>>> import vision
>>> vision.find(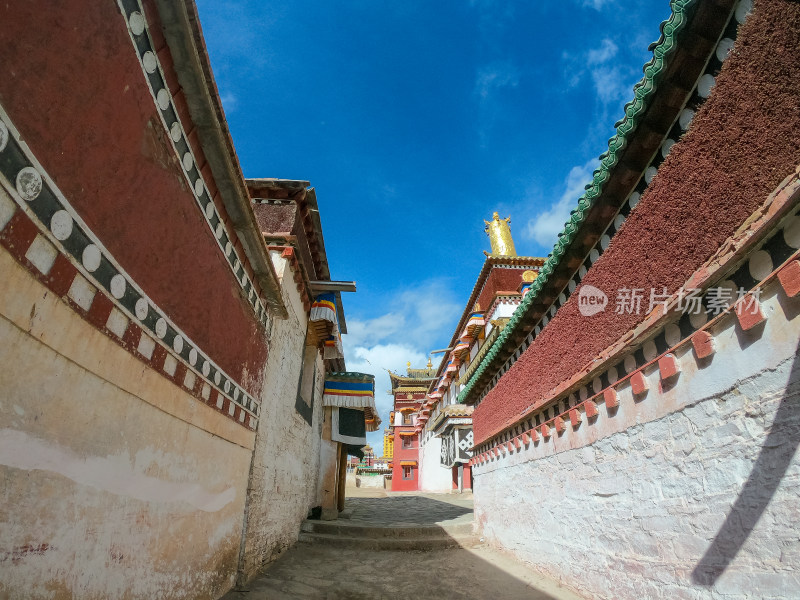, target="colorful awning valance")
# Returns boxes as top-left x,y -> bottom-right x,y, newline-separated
398,431 -> 416,437
453,340 -> 470,358
464,312 -> 485,337
323,332 -> 343,359
323,373 -> 375,409
400,460 -> 417,466
310,293 -> 337,325
398,406 -> 416,412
